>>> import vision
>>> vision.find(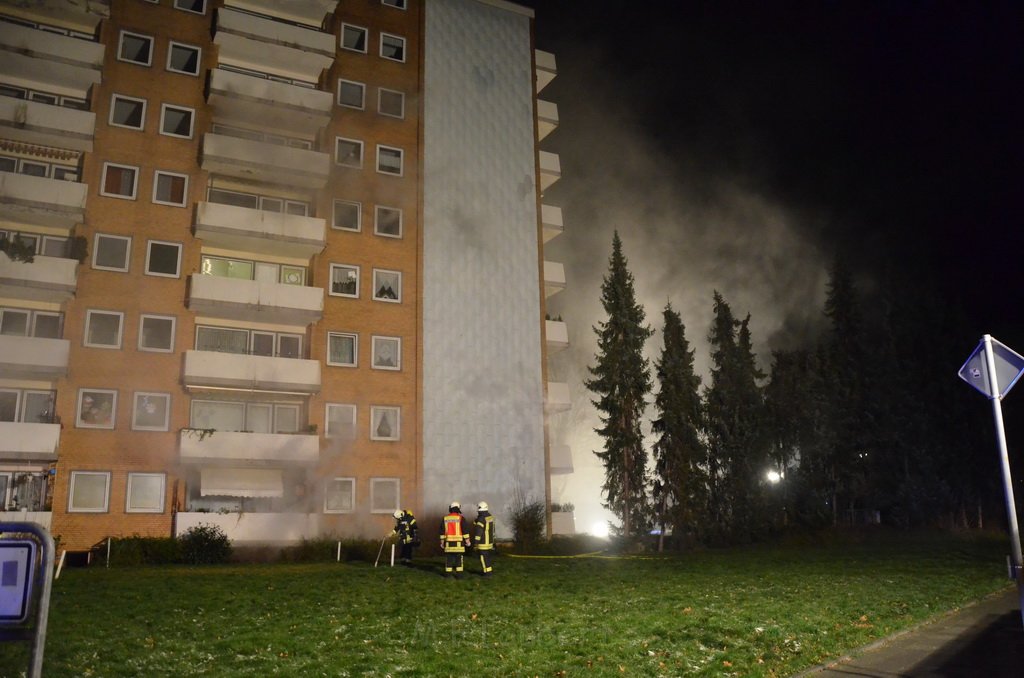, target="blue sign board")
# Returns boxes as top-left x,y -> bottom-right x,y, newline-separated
959,337 -> 1024,399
